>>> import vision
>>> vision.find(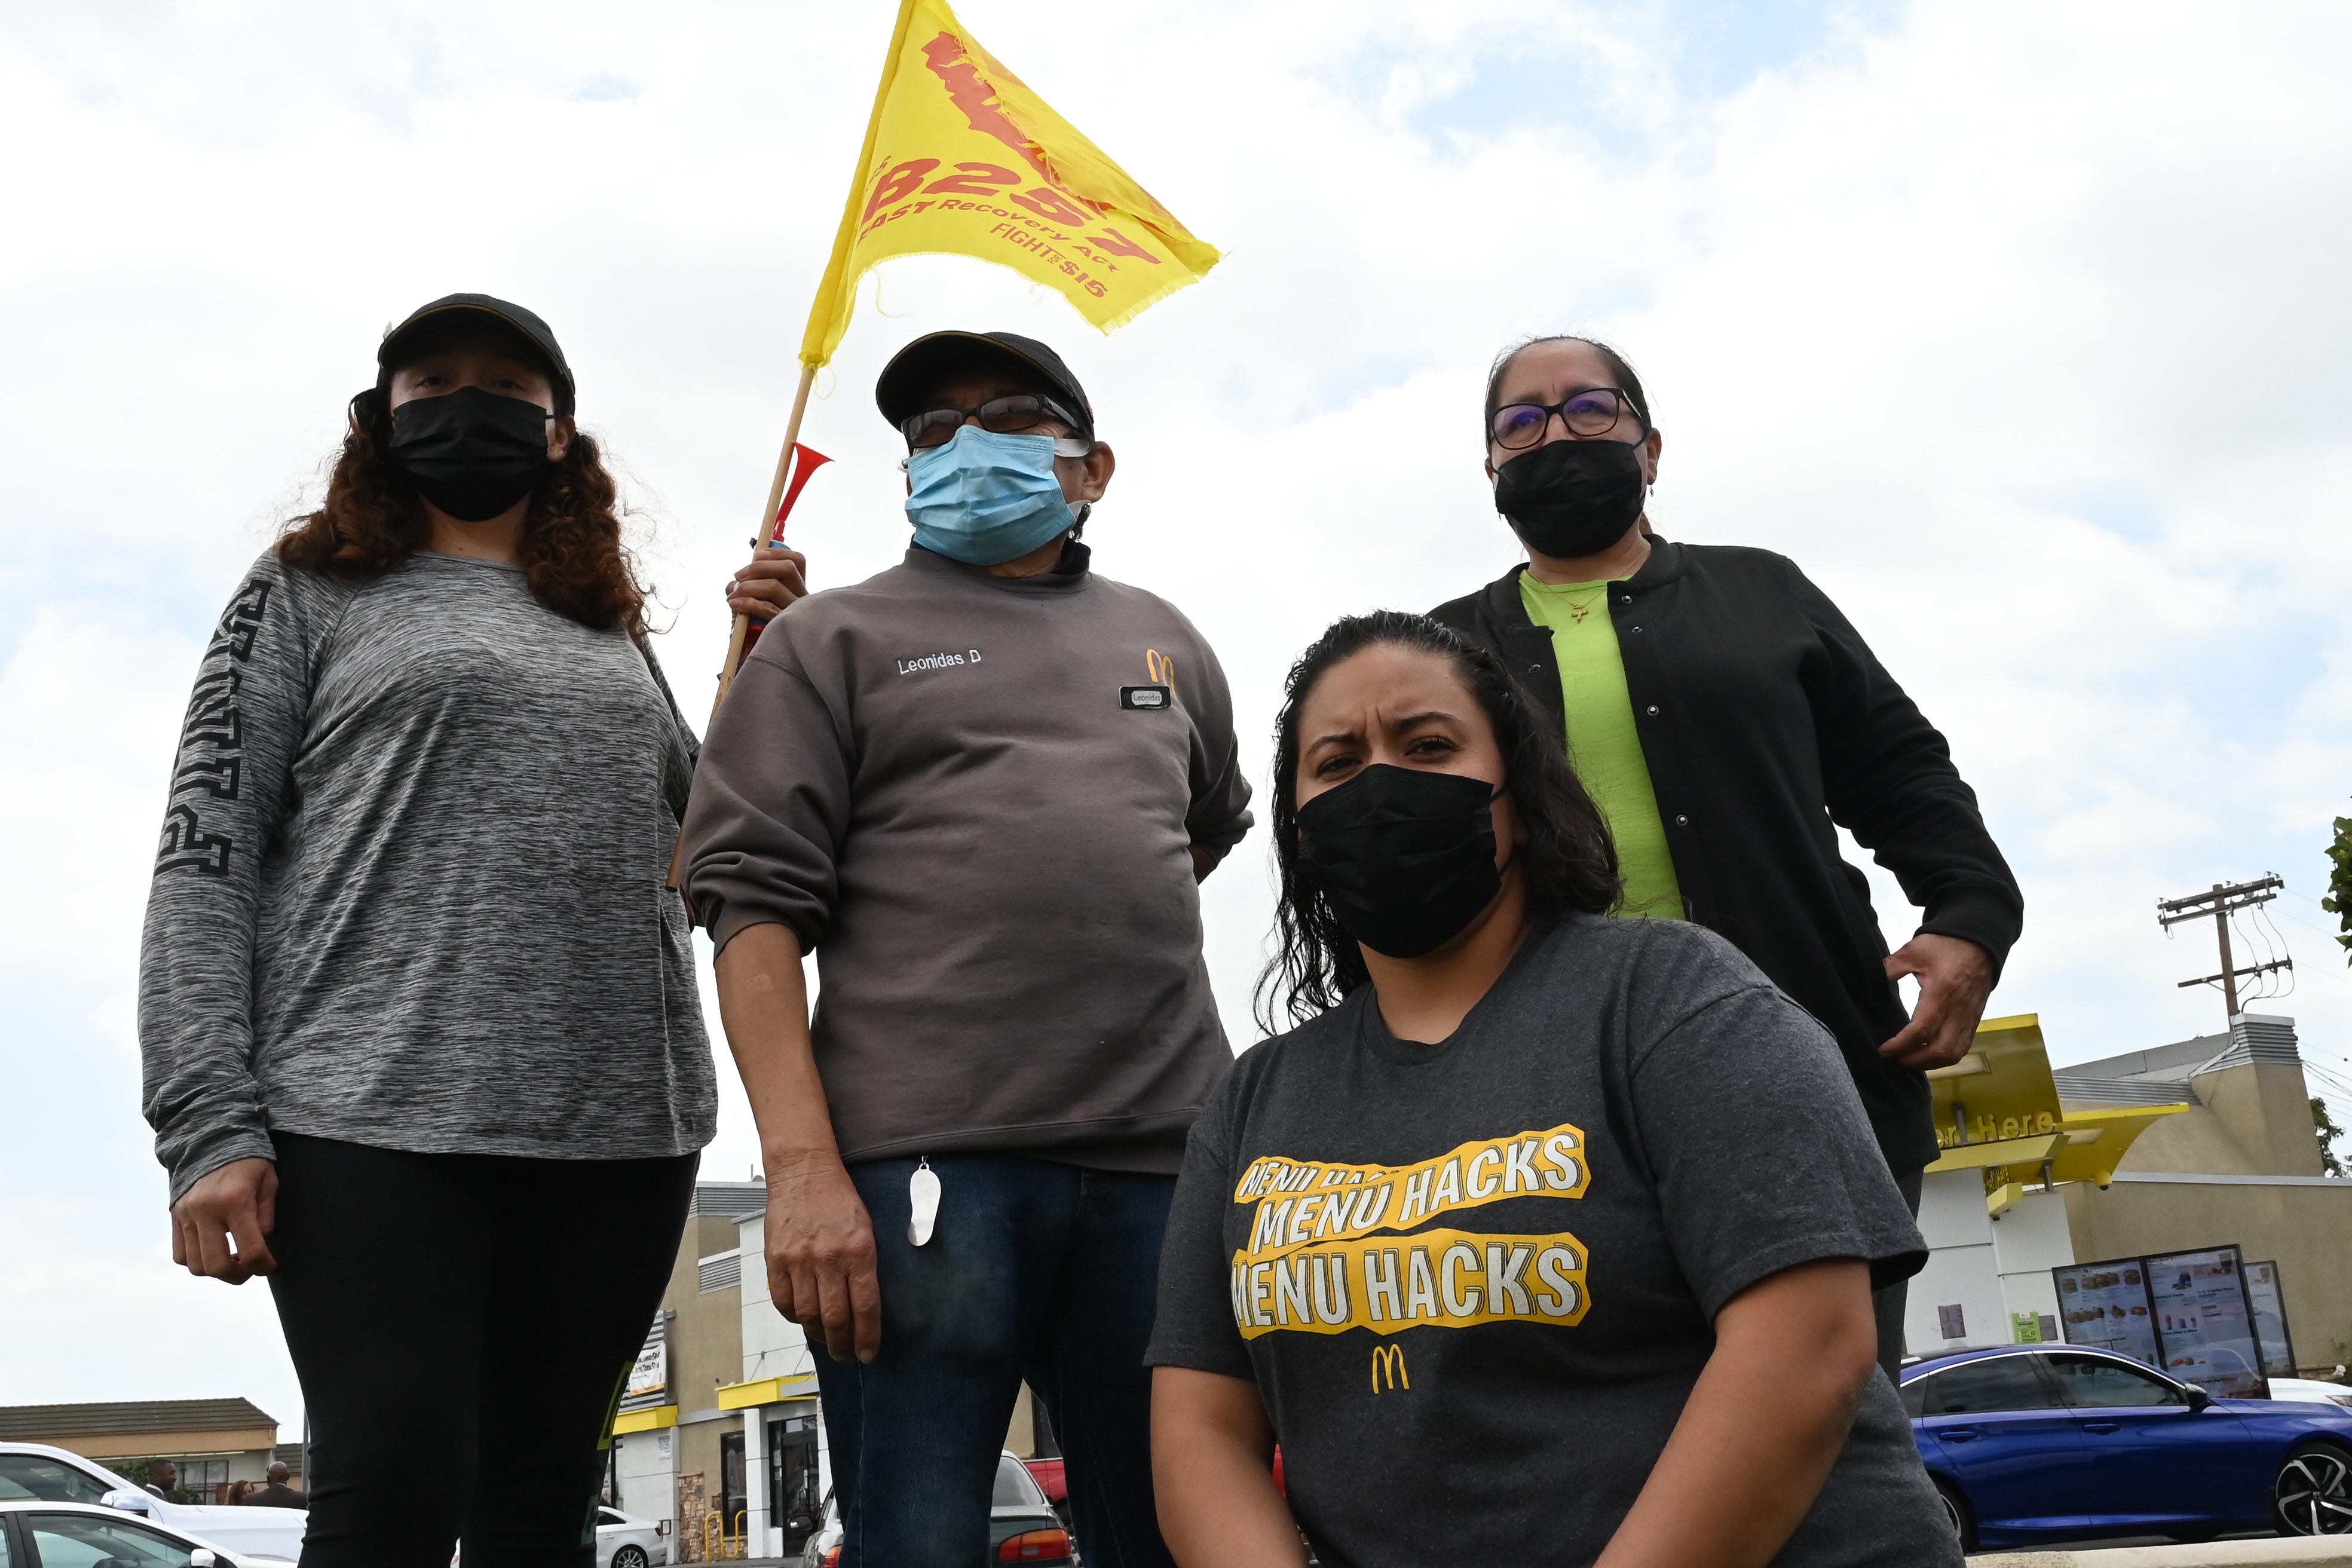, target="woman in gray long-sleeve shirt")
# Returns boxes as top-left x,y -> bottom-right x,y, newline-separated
139,295 -> 803,1567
